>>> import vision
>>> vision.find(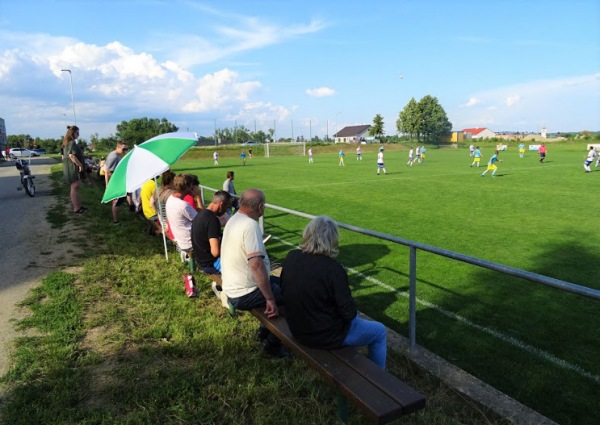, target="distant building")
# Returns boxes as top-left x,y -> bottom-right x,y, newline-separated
450,131 -> 465,143
0,117 -> 6,152
334,125 -> 372,143
541,127 -> 547,139
462,127 -> 496,139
